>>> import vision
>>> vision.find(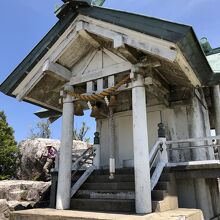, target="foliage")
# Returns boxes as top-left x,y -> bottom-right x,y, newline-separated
0,111 -> 18,179
29,119 -> 51,139
73,122 -> 90,142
